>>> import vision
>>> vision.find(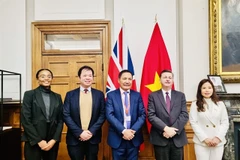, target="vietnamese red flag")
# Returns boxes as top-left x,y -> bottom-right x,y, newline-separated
140,23 -> 174,133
